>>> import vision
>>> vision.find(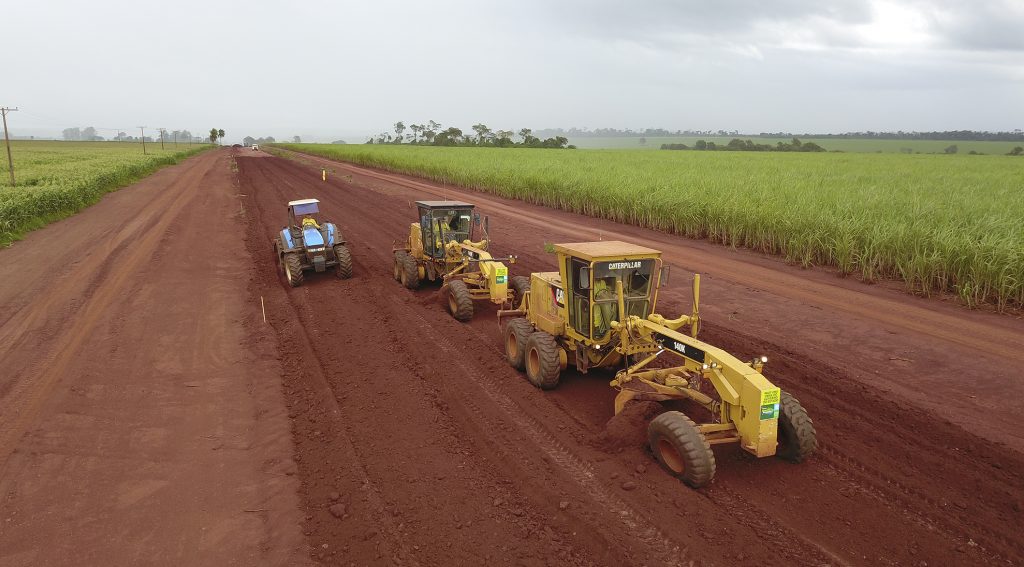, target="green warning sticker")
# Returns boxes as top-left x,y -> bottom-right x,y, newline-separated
496,275 -> 507,284
760,403 -> 780,420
